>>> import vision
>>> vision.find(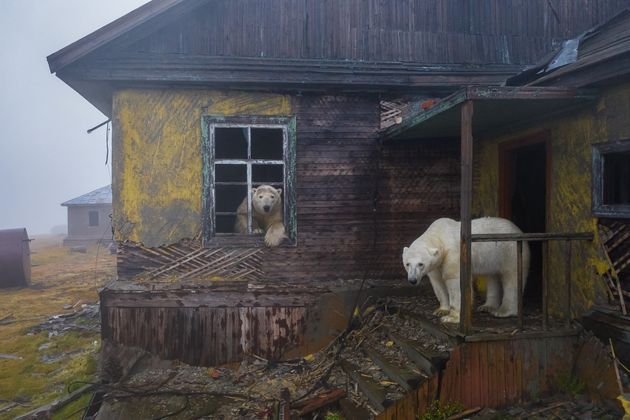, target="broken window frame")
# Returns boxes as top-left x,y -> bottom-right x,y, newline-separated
201,116 -> 297,247
592,139 -> 630,218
